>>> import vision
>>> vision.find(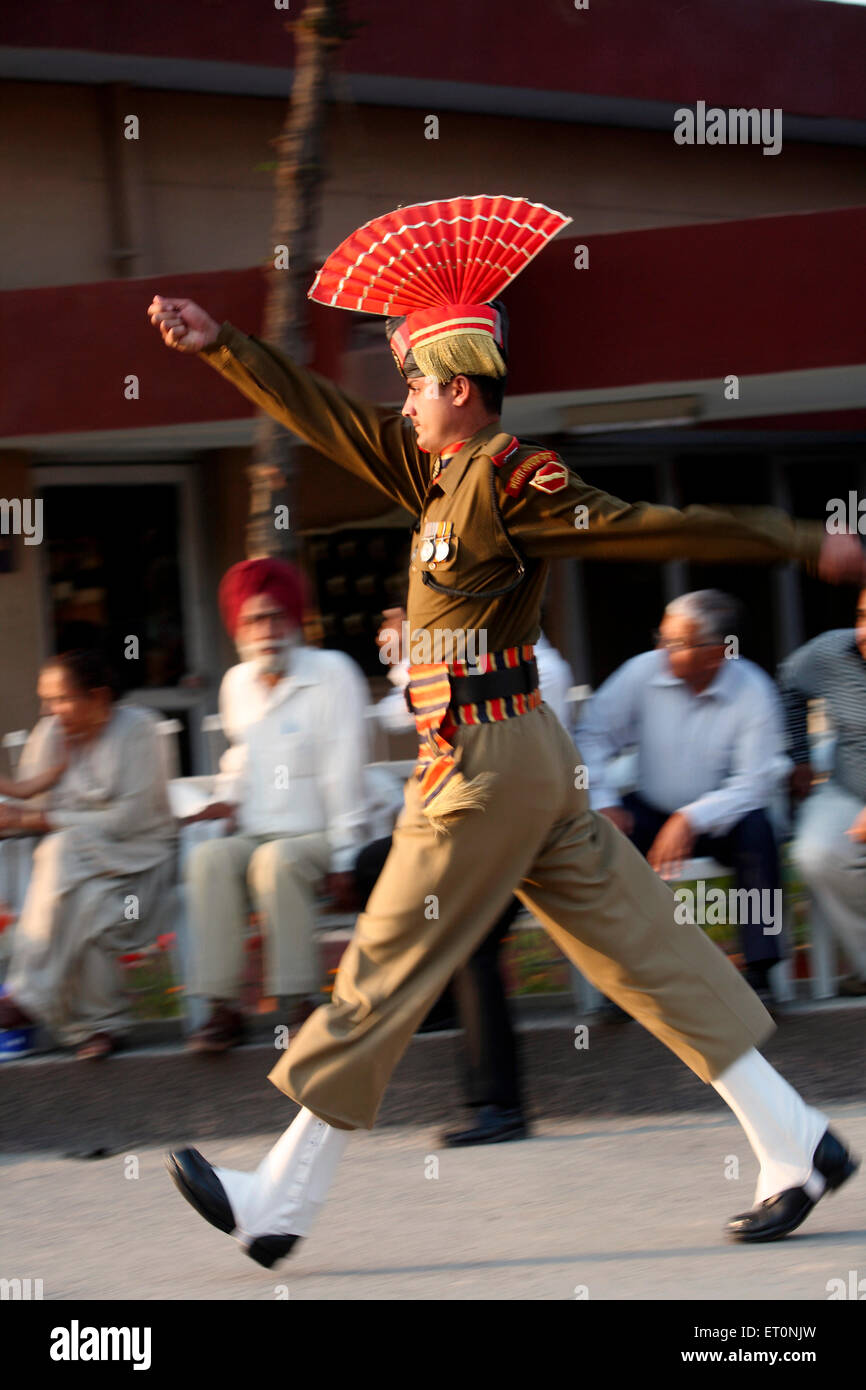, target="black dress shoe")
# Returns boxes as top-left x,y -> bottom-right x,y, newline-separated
246,1234 -> 301,1269
165,1147 -> 302,1267
725,1129 -> 859,1243
442,1105 -> 528,1148
165,1147 -> 236,1233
